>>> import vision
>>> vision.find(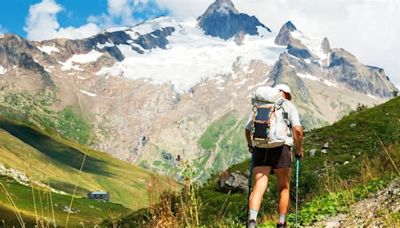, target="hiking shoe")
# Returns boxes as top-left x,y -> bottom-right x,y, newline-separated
276,222 -> 287,228
247,219 -> 257,228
